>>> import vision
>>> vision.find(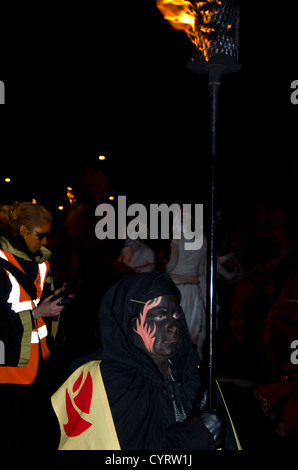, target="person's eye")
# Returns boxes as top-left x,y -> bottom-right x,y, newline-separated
154,313 -> 166,320
173,312 -> 180,320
